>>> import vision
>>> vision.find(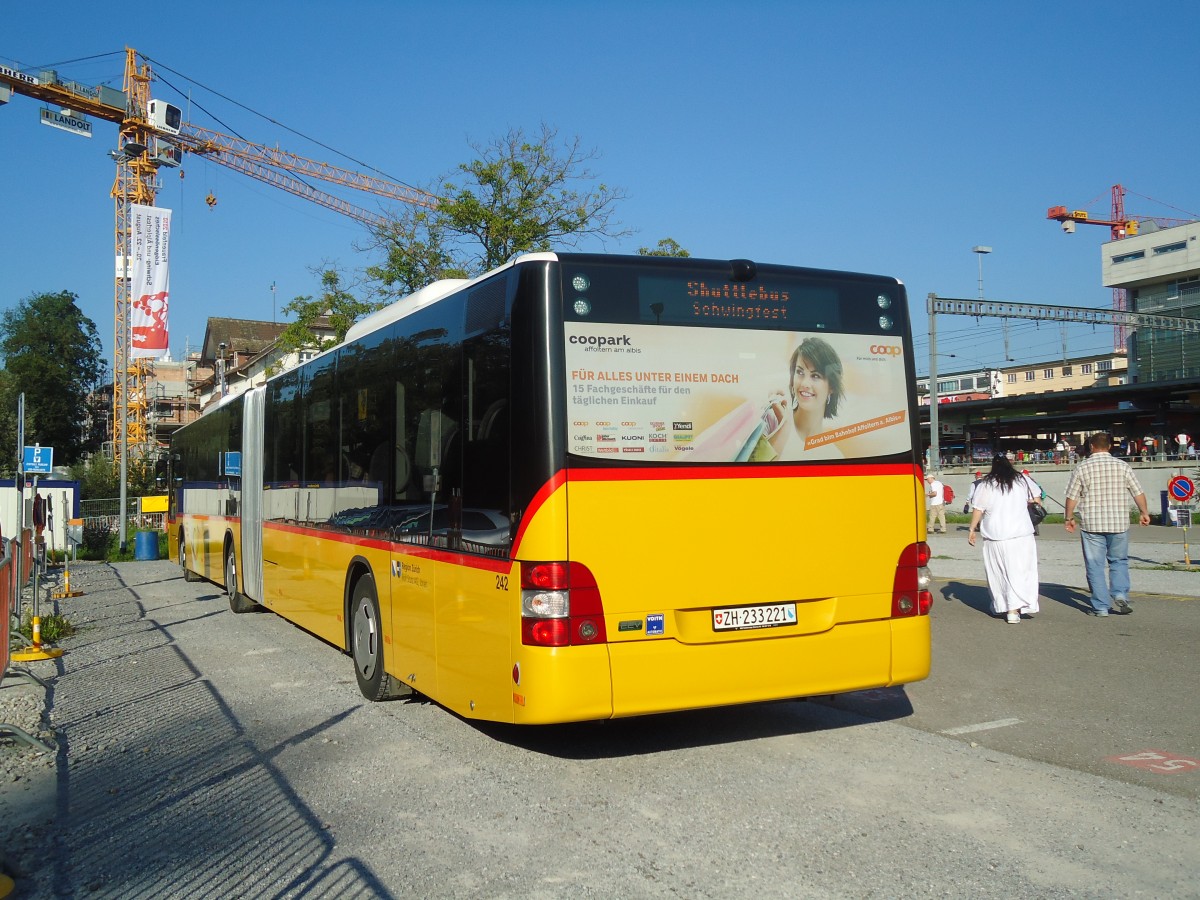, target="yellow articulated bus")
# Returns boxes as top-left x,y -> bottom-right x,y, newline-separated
170,253 -> 931,724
